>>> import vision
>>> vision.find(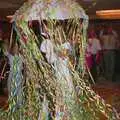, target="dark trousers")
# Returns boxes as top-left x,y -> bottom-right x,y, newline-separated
103,50 -> 115,81
90,54 -> 97,82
